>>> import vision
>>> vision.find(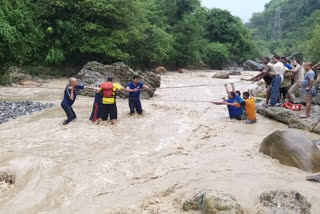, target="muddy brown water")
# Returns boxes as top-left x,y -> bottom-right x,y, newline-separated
0,71 -> 319,213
